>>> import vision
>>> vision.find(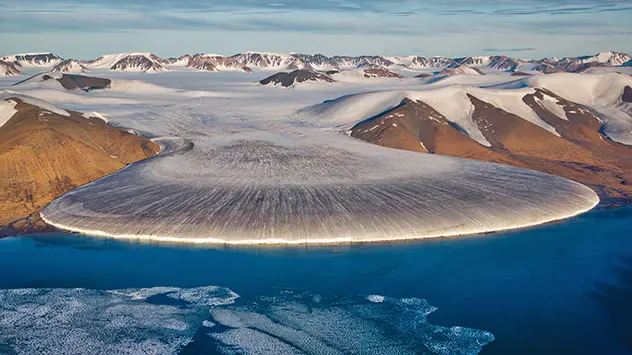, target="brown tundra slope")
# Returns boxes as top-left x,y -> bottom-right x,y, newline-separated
350,87 -> 632,203
0,98 -> 159,234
